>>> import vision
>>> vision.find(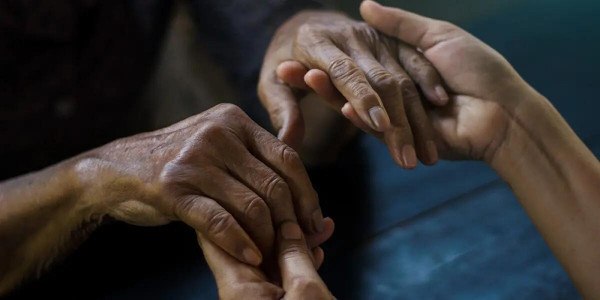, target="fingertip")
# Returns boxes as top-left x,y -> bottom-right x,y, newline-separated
390,141 -> 418,169
304,69 -> 329,89
341,102 -> 352,116
422,140 -> 439,166
368,106 -> 392,132
276,61 -> 309,89
313,247 -> 325,269
311,208 -> 325,233
402,144 -> 418,169
360,0 -> 384,22
435,85 -> 450,104
323,217 -> 335,231
360,0 -> 379,16
242,247 -> 263,266
277,108 -> 305,150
